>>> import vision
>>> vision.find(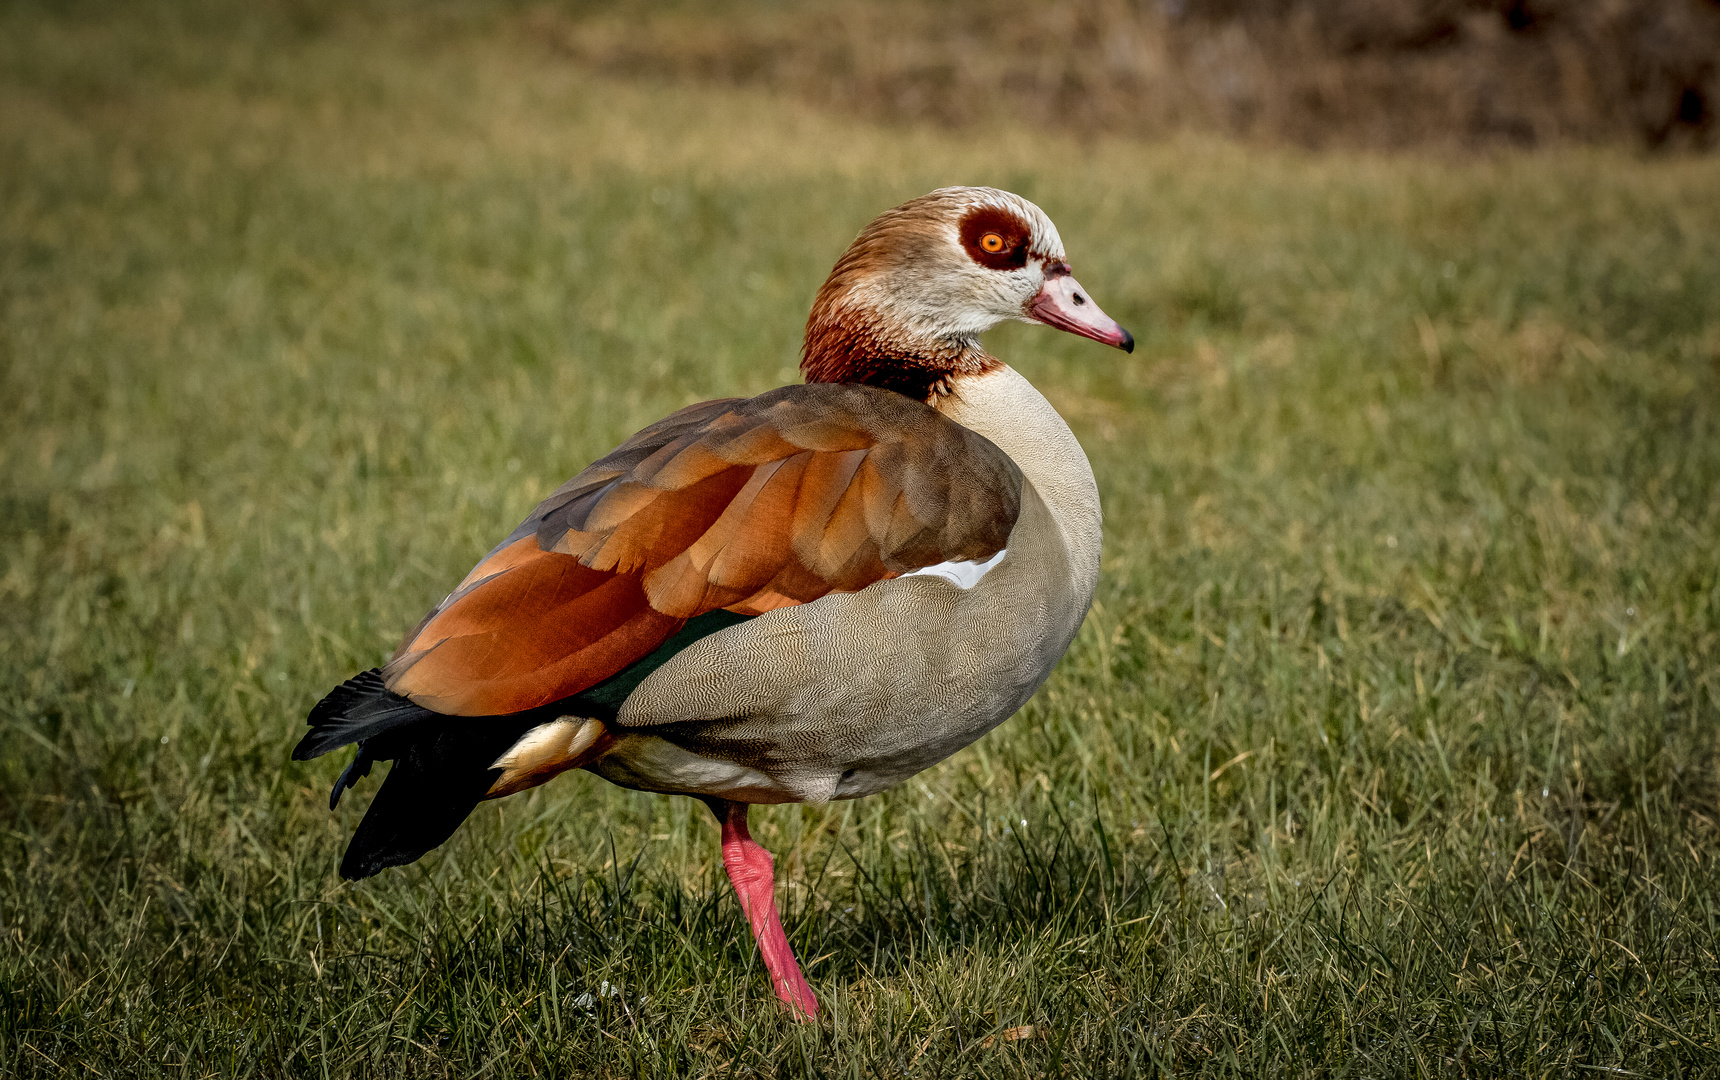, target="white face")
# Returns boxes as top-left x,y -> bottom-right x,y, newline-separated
817,185 -> 1133,359
849,188 -> 1068,344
